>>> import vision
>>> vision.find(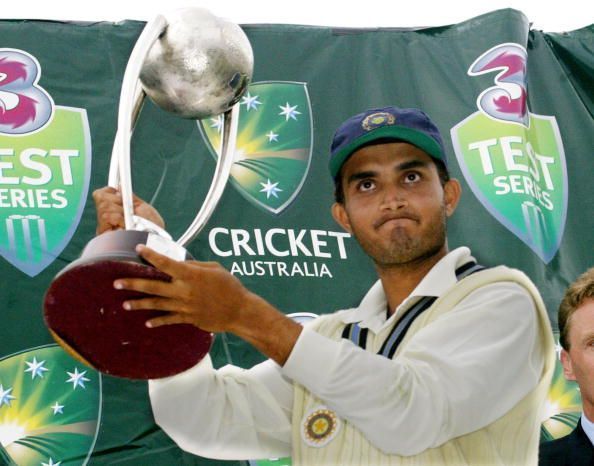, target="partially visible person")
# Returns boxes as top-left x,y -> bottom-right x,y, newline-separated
539,267 -> 594,466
